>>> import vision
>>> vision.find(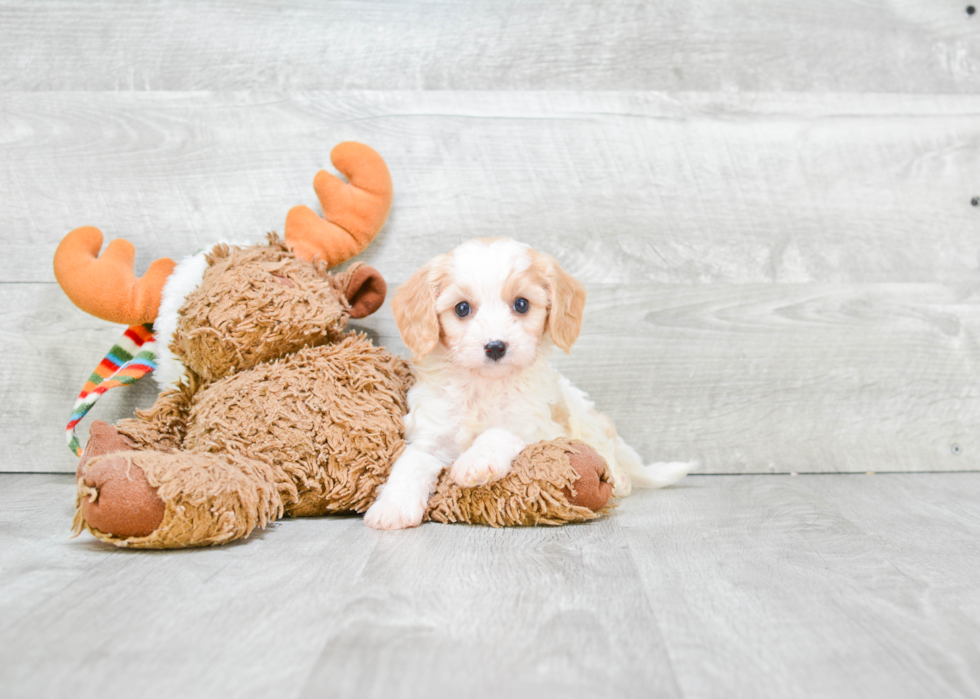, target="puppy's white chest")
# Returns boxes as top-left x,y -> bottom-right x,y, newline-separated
452,376 -> 563,452
457,391 -> 515,444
